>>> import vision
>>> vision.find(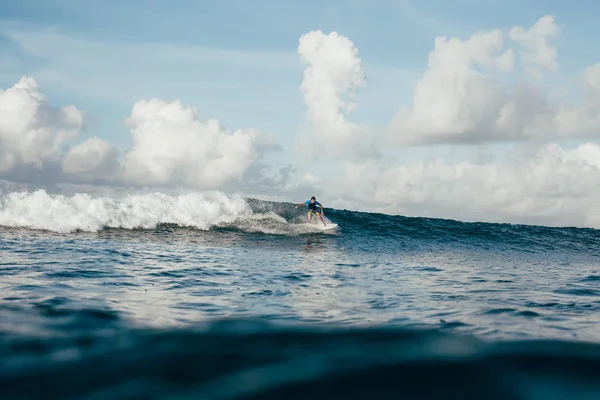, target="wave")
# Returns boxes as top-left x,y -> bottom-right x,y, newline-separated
0,189 -> 338,235
0,189 -> 249,233
318,206 -> 600,254
2,188 -> 600,255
